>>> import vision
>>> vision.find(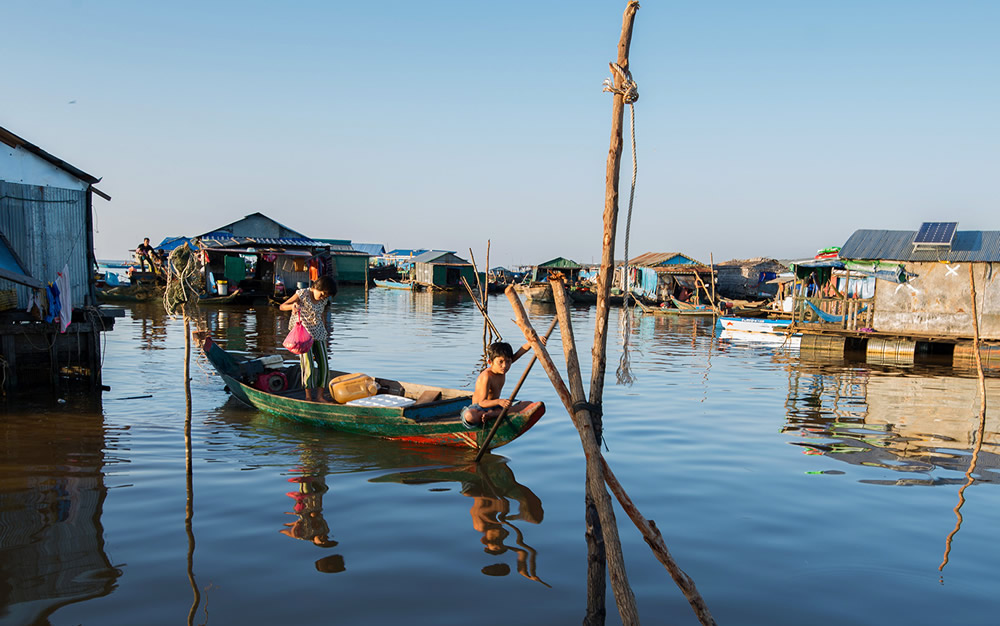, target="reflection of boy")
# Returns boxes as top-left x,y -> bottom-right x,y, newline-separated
461,340 -> 538,427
